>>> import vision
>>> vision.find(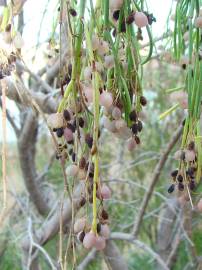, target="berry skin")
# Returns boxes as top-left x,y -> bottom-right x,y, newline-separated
171,169 -> 178,178
129,110 -> 137,122
140,96 -> 147,106
83,232 -> 96,249
131,123 -> 138,134
134,12 -> 149,28
177,174 -> 183,183
56,127 -> 64,138
168,184 -> 175,193
63,109 -> 71,121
